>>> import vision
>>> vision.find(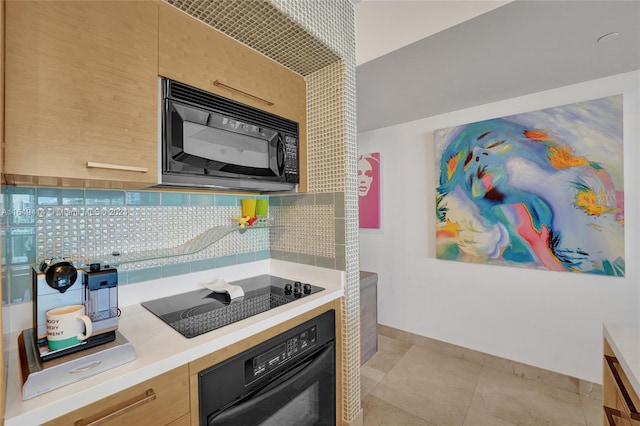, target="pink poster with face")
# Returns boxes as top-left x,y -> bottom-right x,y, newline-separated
358,152 -> 380,229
